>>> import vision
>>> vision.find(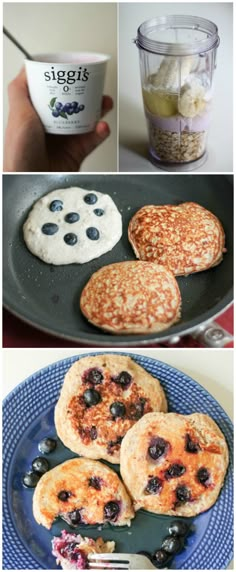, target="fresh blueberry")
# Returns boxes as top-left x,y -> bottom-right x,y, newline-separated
165,463 -> 186,480
32,457 -> 49,475
90,426 -> 98,440
83,388 -> 101,407
84,368 -> 103,385
152,549 -> 170,568
52,110 -> 60,117
104,501 -> 120,521
64,233 -> 78,246
175,485 -> 191,503
65,212 -> 80,224
84,193 -> 98,205
148,437 -> 168,460
112,371 -> 131,387
58,490 -> 72,501
110,401 -> 126,418
89,477 -> 101,490
55,102 -> 63,110
197,467 -> 210,486
78,104 -> 85,111
185,434 -> 200,453
38,437 -> 57,454
145,477 -> 162,495
22,471 -> 41,488
169,520 -> 189,537
94,208 -> 104,217
86,227 -> 100,240
49,200 -> 63,212
42,223 -> 59,235
161,536 -> 182,554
